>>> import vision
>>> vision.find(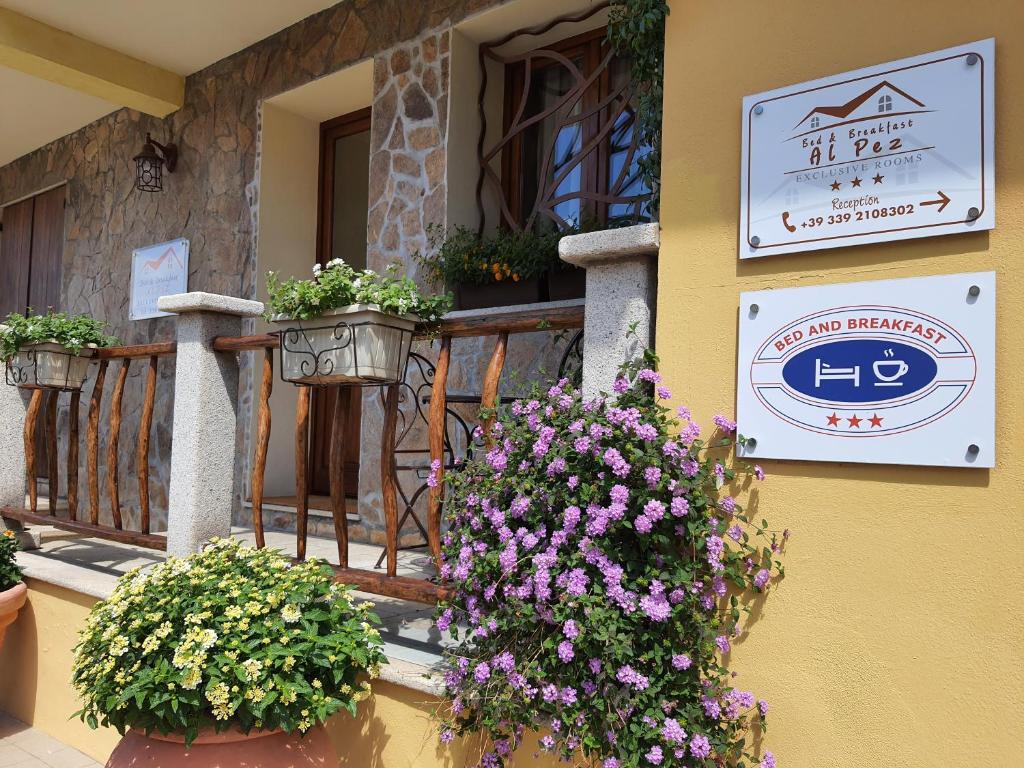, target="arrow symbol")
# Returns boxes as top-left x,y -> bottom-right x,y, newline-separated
920,190 -> 950,213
